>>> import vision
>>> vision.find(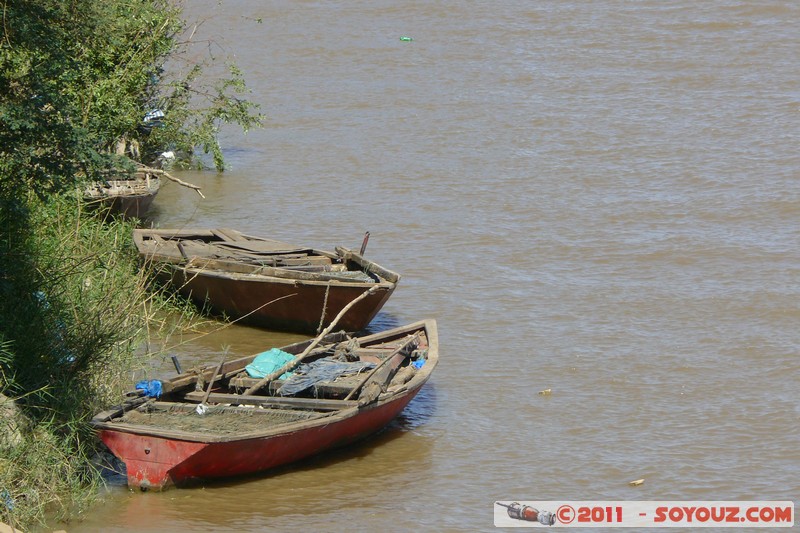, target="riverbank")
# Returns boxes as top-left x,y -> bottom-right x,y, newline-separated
1,1 -> 260,527
1,520 -> 24,533
0,194 -> 197,530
